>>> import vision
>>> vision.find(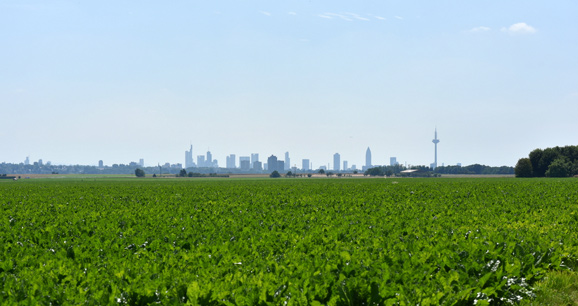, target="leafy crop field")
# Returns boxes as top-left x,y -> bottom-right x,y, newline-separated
1,178 -> 577,305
